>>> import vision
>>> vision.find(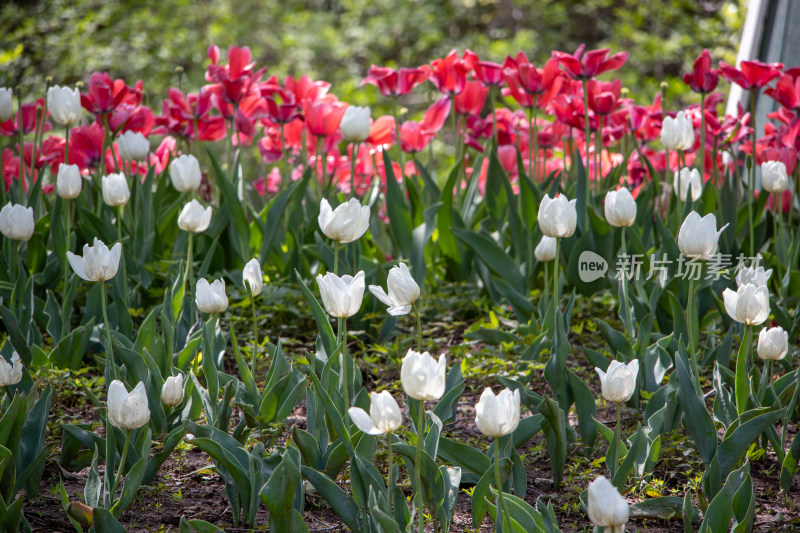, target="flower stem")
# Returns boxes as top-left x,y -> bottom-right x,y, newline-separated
62,199 -> 72,336
493,440 -> 508,531
414,304 -> 423,350
581,79 -> 590,186
100,281 -> 116,380
386,435 -> 395,511
620,228 -> 632,340
687,276 -> 696,357
350,141 -> 359,196
393,96 -> 404,172
552,238 -> 560,335
248,285 -> 259,378
489,87 -> 498,147
415,399 -> 426,533
613,402 -> 622,474
339,317 -> 349,409
333,240 -> 339,276
748,89 -> 757,257
698,92 -> 706,177
184,232 -> 193,310
16,87 -> 25,204
110,429 -> 131,501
